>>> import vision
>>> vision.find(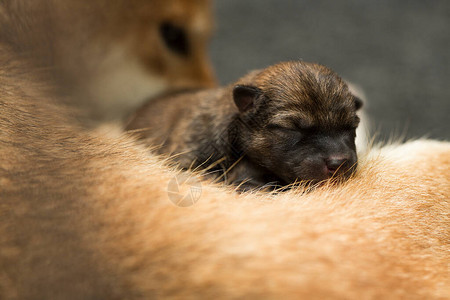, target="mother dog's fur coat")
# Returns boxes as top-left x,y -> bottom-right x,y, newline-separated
0,47 -> 449,299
